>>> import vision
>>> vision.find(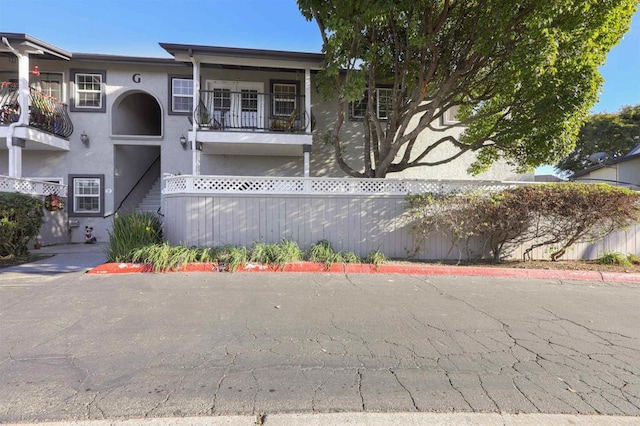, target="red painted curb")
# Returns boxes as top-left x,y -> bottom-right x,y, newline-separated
86,261 -> 640,283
